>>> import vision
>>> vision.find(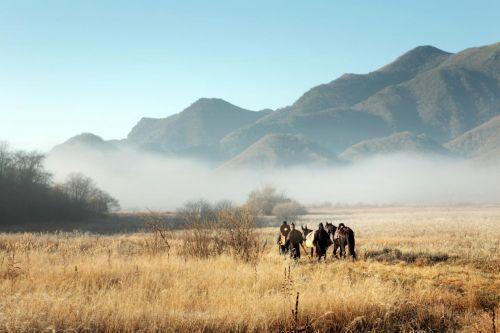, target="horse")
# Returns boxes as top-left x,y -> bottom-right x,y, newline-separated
325,222 -> 356,260
301,225 -> 332,261
301,225 -> 315,258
